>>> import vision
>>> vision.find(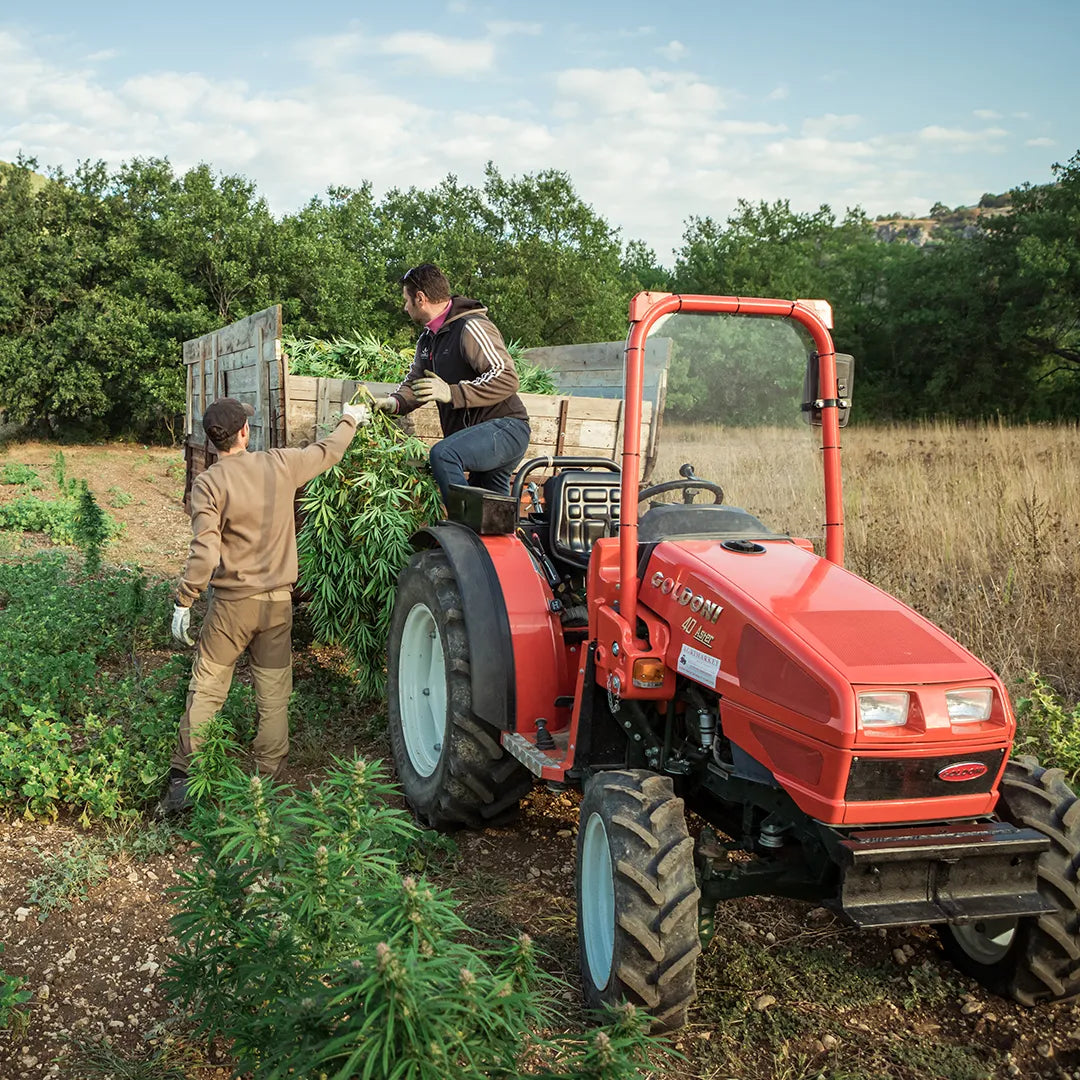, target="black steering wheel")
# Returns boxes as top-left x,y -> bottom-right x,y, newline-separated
638,463 -> 724,505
